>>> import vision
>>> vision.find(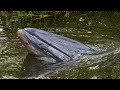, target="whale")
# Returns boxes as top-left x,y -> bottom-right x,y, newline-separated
17,28 -> 94,63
